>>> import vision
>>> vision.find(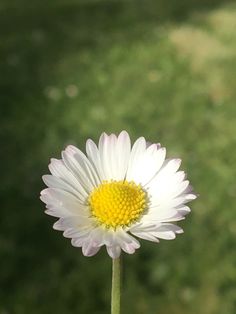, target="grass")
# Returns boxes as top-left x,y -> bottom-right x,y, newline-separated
1,1 -> 236,313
